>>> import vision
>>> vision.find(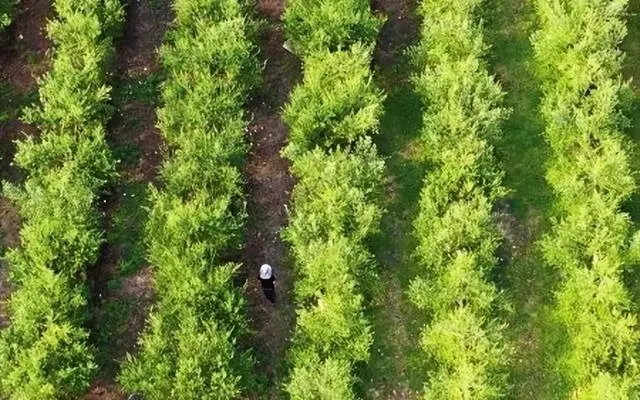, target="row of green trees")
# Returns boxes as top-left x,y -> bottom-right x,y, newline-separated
281,1 -> 385,398
0,0 -> 123,398
532,0 -> 640,396
117,1 -> 260,398
409,0 -> 511,398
